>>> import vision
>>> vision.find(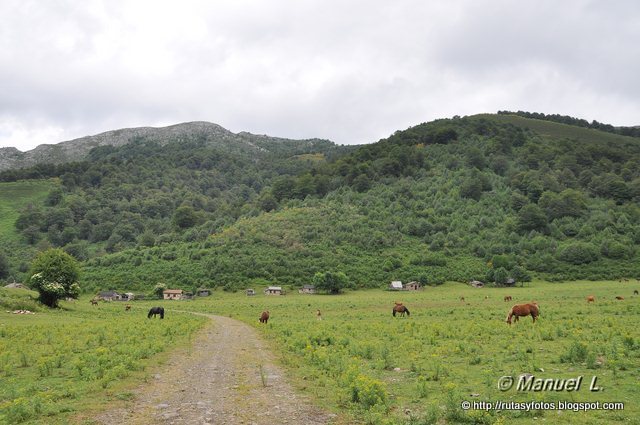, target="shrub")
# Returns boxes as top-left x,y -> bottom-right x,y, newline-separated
557,243 -> 599,265
28,249 -> 81,307
410,253 -> 447,267
600,240 -> 631,259
349,374 -> 388,409
493,267 -> 509,286
560,341 -> 589,364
